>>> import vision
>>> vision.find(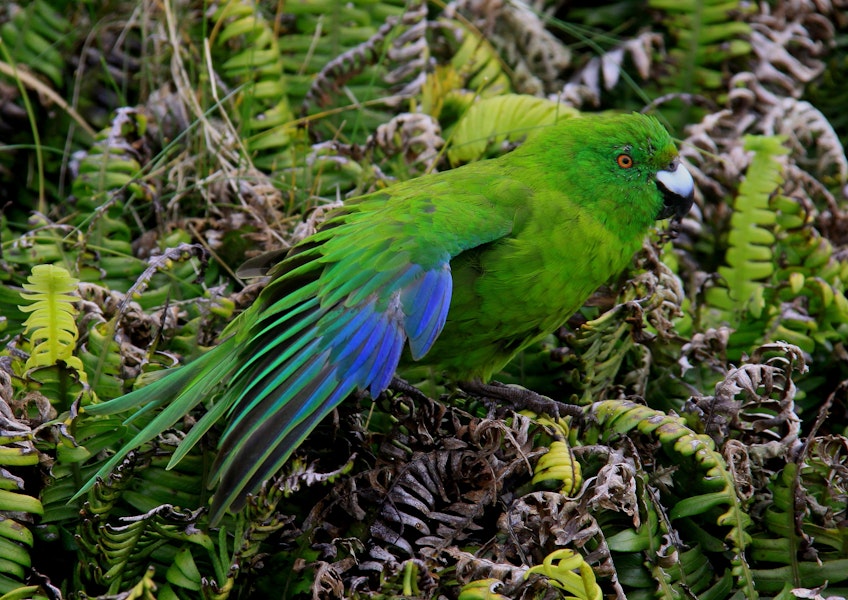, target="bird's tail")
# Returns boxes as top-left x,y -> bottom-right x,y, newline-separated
72,336 -> 240,501
206,352 -> 357,523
